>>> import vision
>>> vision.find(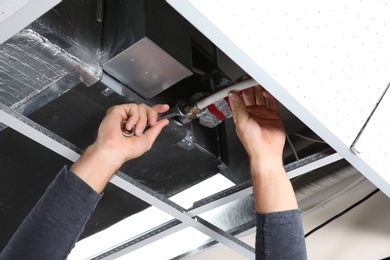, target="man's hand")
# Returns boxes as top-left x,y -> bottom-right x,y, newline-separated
95,103 -> 170,164
229,85 -> 298,213
70,103 -> 169,193
228,85 -> 285,162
